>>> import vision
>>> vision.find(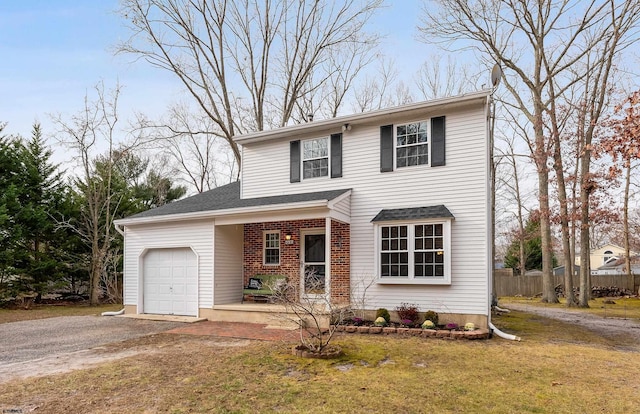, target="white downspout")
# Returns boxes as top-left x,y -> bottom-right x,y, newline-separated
487,88 -> 520,341
104,222 -> 126,316
101,308 -> 125,316
489,321 -> 521,341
